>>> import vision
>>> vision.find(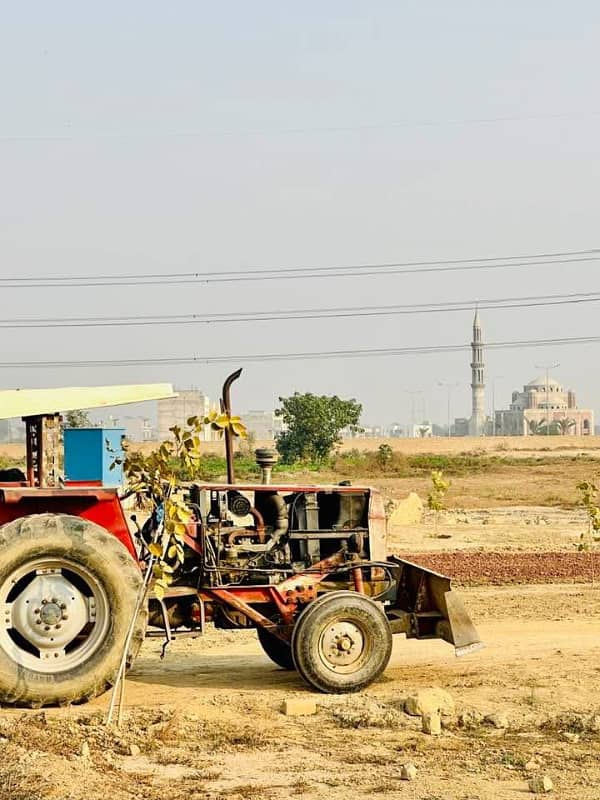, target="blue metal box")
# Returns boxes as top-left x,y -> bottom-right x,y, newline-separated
63,427 -> 125,486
